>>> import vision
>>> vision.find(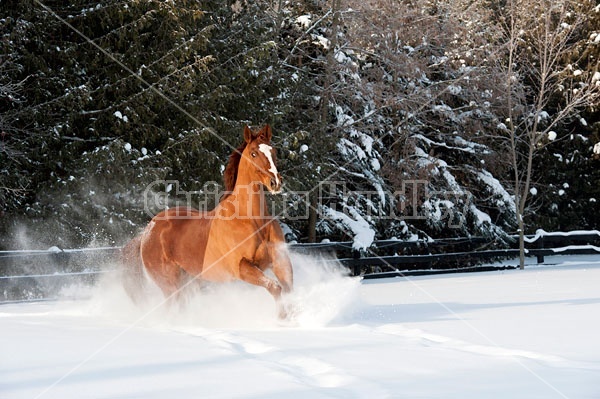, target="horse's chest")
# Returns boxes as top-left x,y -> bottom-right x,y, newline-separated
201,221 -> 267,279
224,219 -> 264,239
